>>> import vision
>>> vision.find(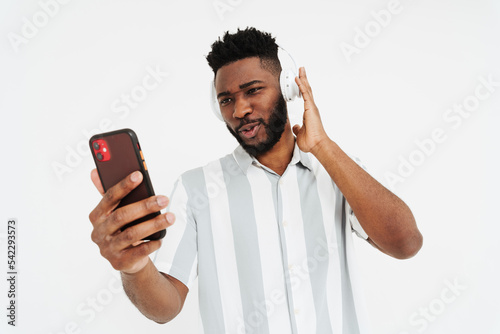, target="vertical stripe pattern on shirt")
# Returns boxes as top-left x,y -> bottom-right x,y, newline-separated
155,177 -> 197,286
169,182 -> 198,285
296,165 -> 334,334
313,161 -> 343,334
246,162 -> 292,334
202,160 -> 245,333
271,171 -> 300,334
336,187 -> 360,334
280,166 -> 317,333
182,168 -> 226,333
220,155 -> 271,334
155,146 -> 370,334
